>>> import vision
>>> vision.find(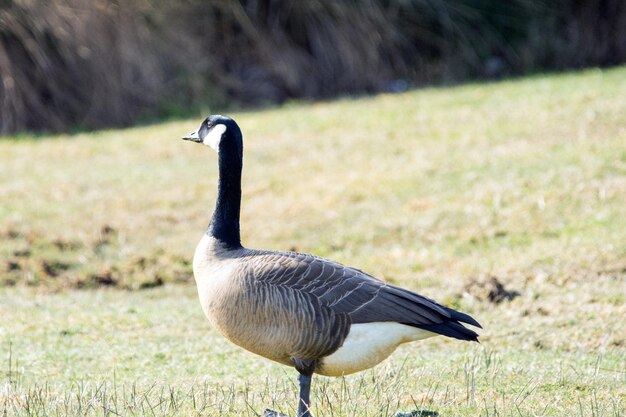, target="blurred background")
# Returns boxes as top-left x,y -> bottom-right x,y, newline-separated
1,0 -> 625,136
